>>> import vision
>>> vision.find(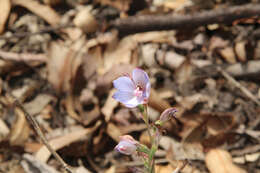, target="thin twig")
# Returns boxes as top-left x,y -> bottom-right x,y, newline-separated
193,60 -> 260,79
0,50 -> 47,63
112,3 -> 260,34
4,84 -> 74,173
217,67 -> 260,106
